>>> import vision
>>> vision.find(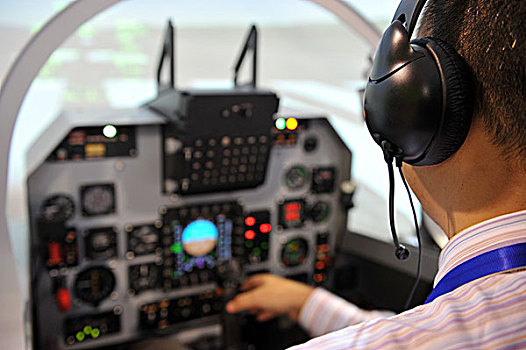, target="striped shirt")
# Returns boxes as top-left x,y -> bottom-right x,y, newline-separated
292,210 -> 526,349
